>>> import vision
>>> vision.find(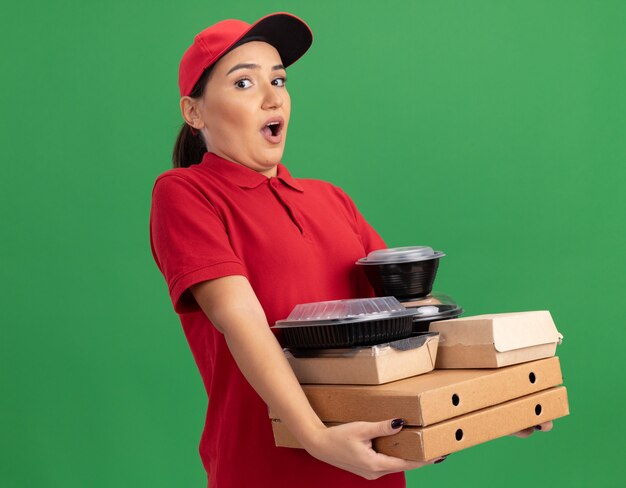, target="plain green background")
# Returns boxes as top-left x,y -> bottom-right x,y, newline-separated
1,0 -> 624,486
